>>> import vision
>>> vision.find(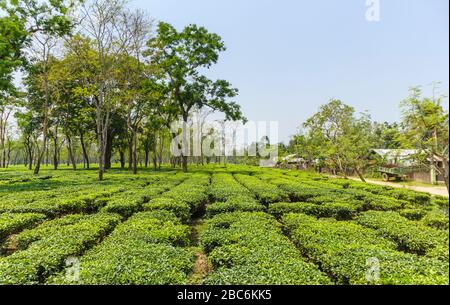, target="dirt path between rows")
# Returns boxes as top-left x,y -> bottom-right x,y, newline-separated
347,177 -> 449,197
